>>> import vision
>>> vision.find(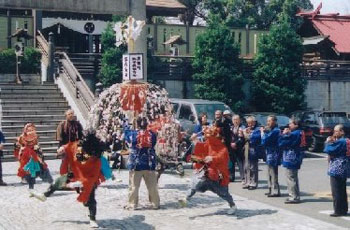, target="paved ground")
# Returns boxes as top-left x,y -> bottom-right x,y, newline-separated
0,159 -> 349,230
228,154 -> 350,229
